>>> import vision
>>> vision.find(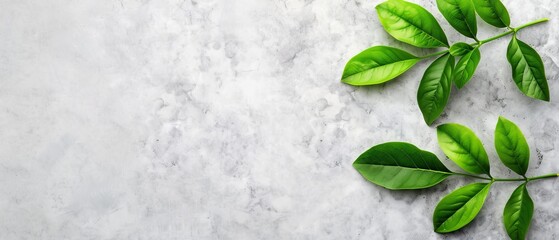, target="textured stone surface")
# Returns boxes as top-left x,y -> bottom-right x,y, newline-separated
0,0 -> 558,239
